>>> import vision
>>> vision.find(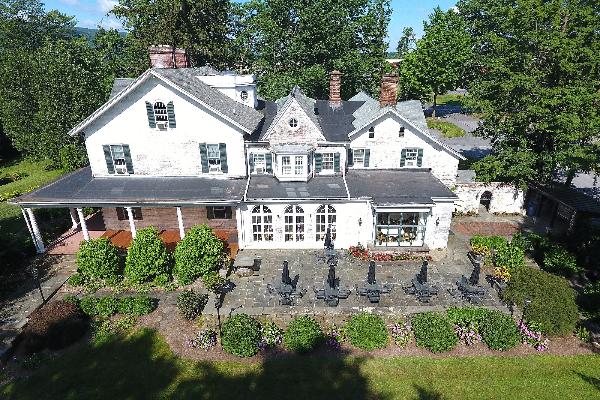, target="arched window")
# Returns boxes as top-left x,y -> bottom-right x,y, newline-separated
284,205 -> 304,242
153,101 -> 168,121
316,204 -> 336,241
251,205 -> 273,242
